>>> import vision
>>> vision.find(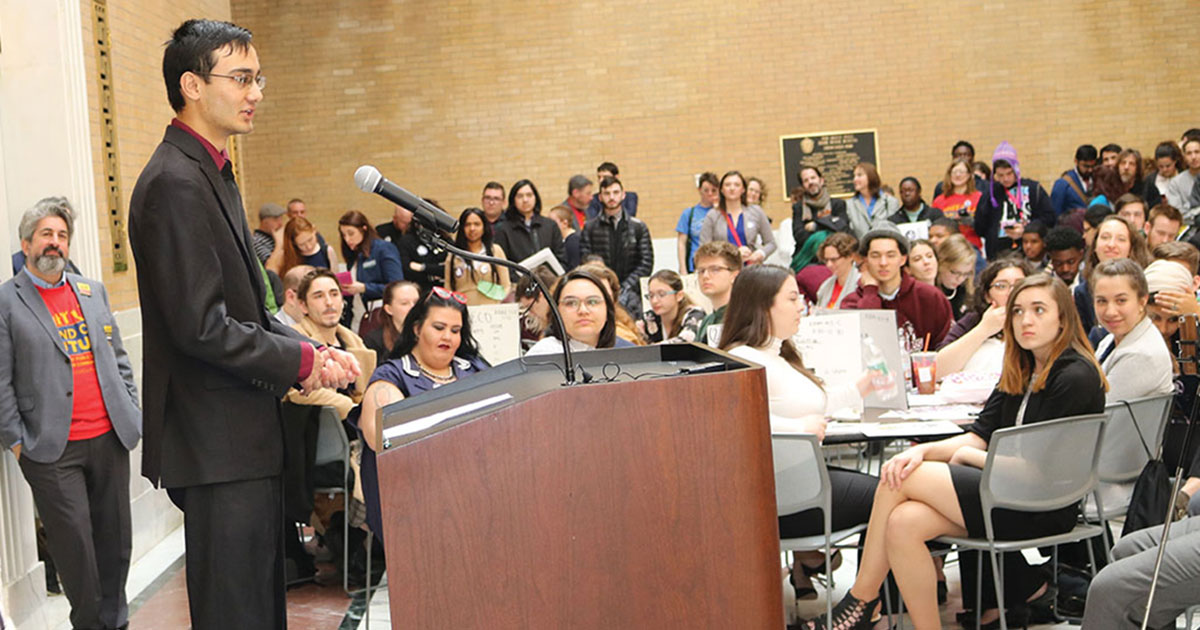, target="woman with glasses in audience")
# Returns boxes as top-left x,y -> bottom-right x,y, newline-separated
526,269 -> 636,356
699,170 -> 777,266
354,286 -> 489,543
640,270 -> 705,344
746,176 -> 768,209
445,207 -> 512,305
278,216 -> 338,278
579,263 -> 646,345
933,158 -> 984,250
719,265 -> 883,602
935,259 -> 1032,378
905,238 -> 939,287
799,273 -> 1107,630
1075,215 -> 1152,334
935,233 -> 977,319
814,233 -> 860,310
362,280 -> 421,365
